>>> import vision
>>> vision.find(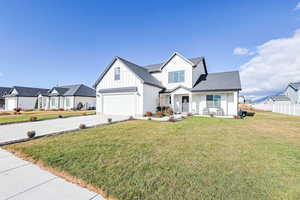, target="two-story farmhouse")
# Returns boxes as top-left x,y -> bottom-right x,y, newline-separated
94,53 -> 241,117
